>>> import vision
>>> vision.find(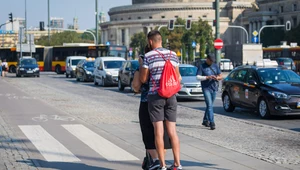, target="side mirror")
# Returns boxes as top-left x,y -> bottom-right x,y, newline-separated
248,80 -> 257,86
